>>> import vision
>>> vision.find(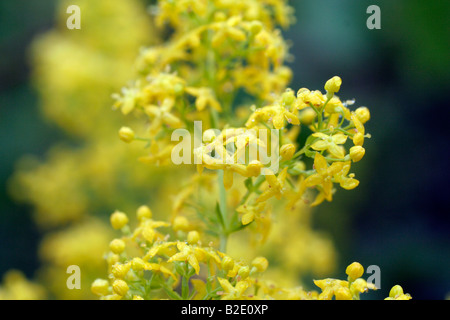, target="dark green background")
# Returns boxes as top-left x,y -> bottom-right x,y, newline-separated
0,0 -> 449,299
